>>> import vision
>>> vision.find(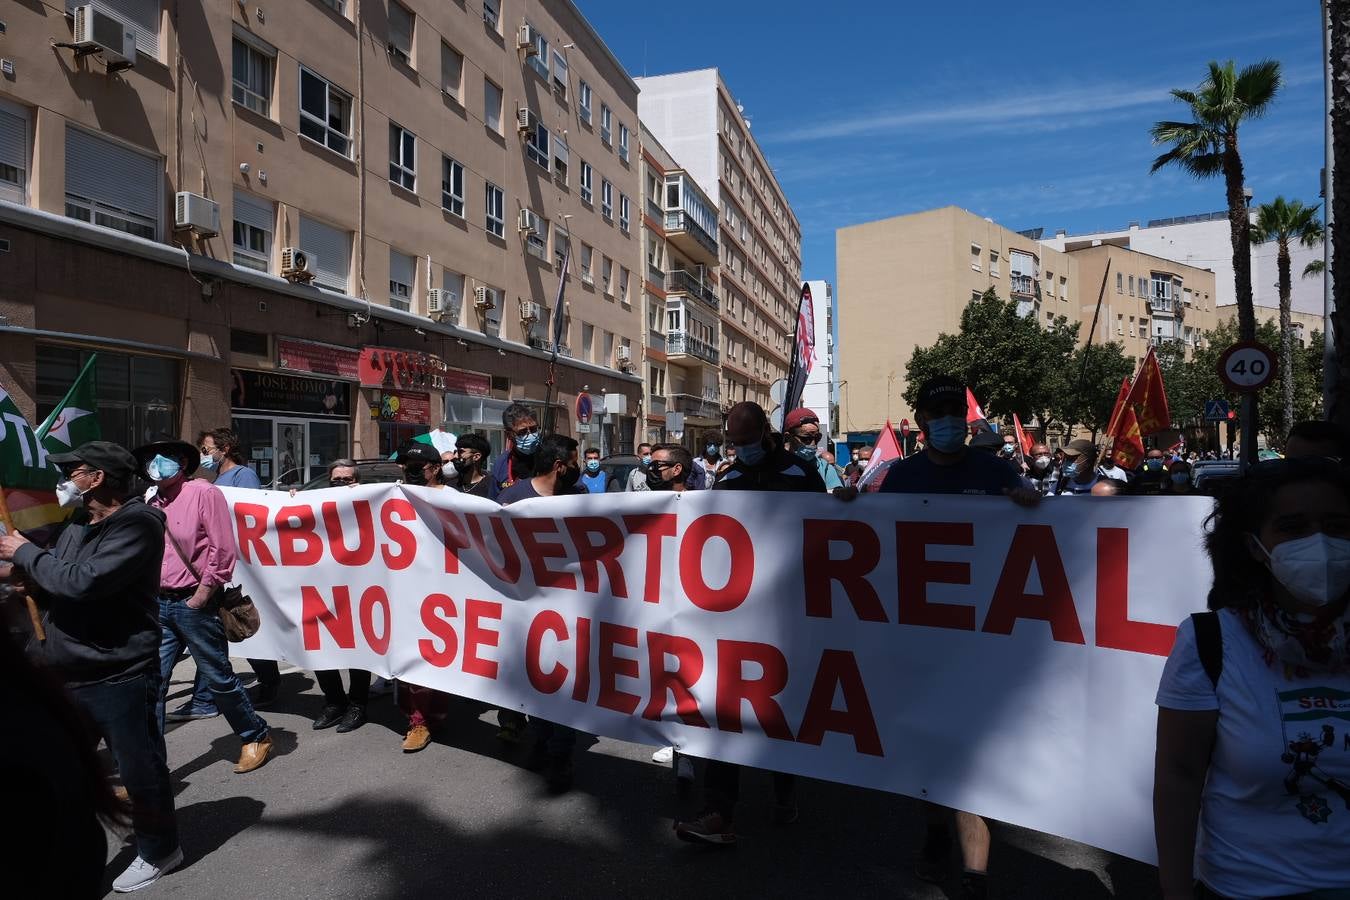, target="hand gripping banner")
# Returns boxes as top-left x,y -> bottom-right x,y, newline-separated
224,485 -> 1213,863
